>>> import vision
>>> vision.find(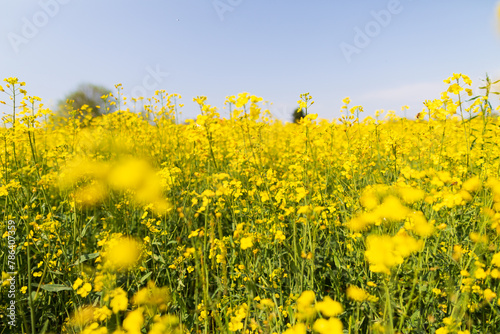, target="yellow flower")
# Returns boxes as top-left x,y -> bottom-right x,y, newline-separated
70,306 -> 95,327
73,278 -> 83,290
235,92 -> 250,108
275,230 -> 286,242
107,158 -> 150,191
82,322 -> 108,334
436,327 -> 449,334
5,77 -> 19,85
397,187 -> 425,204
123,307 -> 144,334
0,185 -> 8,197
74,181 -> 107,207
373,196 -> 410,222
148,315 -> 180,334
392,232 -> 423,258
470,232 -> 488,244
315,296 -> 343,317
77,283 -> 92,298
133,281 -> 170,309
474,268 -> 487,279
110,288 -> 128,313
462,176 -> 481,193
93,306 -> 112,322
228,303 -> 247,332
407,211 -> 434,238
240,236 -> 254,250
364,235 -> 402,274
283,323 -> 306,334
347,212 -> 377,232
491,268 -> 500,279
312,317 -> 343,334
452,245 -> 463,261
105,236 -> 142,271
484,288 -> 496,302
1,272 -> 12,287
296,290 -> 316,320
492,252 -> 500,267
447,83 -> 463,95
346,286 -> 368,302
